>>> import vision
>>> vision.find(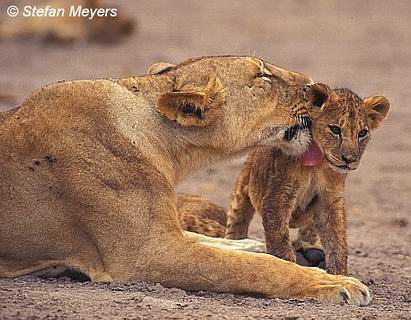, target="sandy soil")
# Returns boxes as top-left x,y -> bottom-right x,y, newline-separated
0,0 -> 410,319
